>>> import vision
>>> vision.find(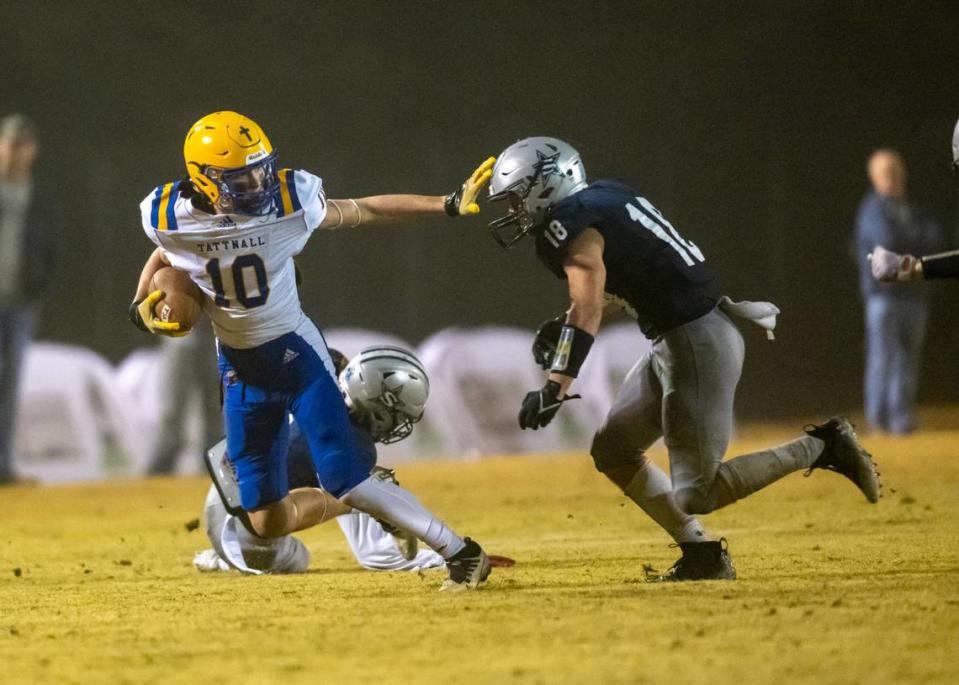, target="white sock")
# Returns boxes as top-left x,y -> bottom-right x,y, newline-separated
624,461 -> 709,544
341,476 -> 466,559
